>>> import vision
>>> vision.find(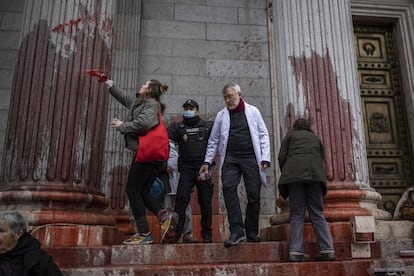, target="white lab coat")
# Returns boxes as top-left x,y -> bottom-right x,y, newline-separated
167,141 -> 179,195
204,101 -> 271,185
